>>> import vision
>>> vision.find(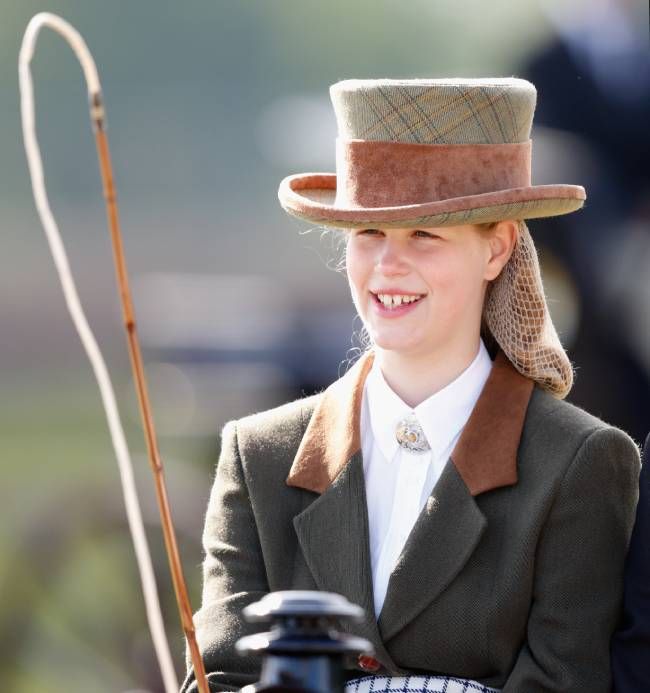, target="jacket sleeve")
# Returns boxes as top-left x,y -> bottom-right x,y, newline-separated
611,433 -> 650,692
502,426 -> 640,693
180,420 -> 269,693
